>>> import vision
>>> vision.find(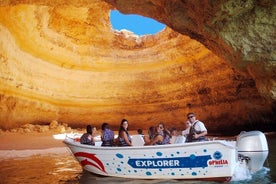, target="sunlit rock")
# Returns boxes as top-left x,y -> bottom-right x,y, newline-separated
0,0 -> 275,134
